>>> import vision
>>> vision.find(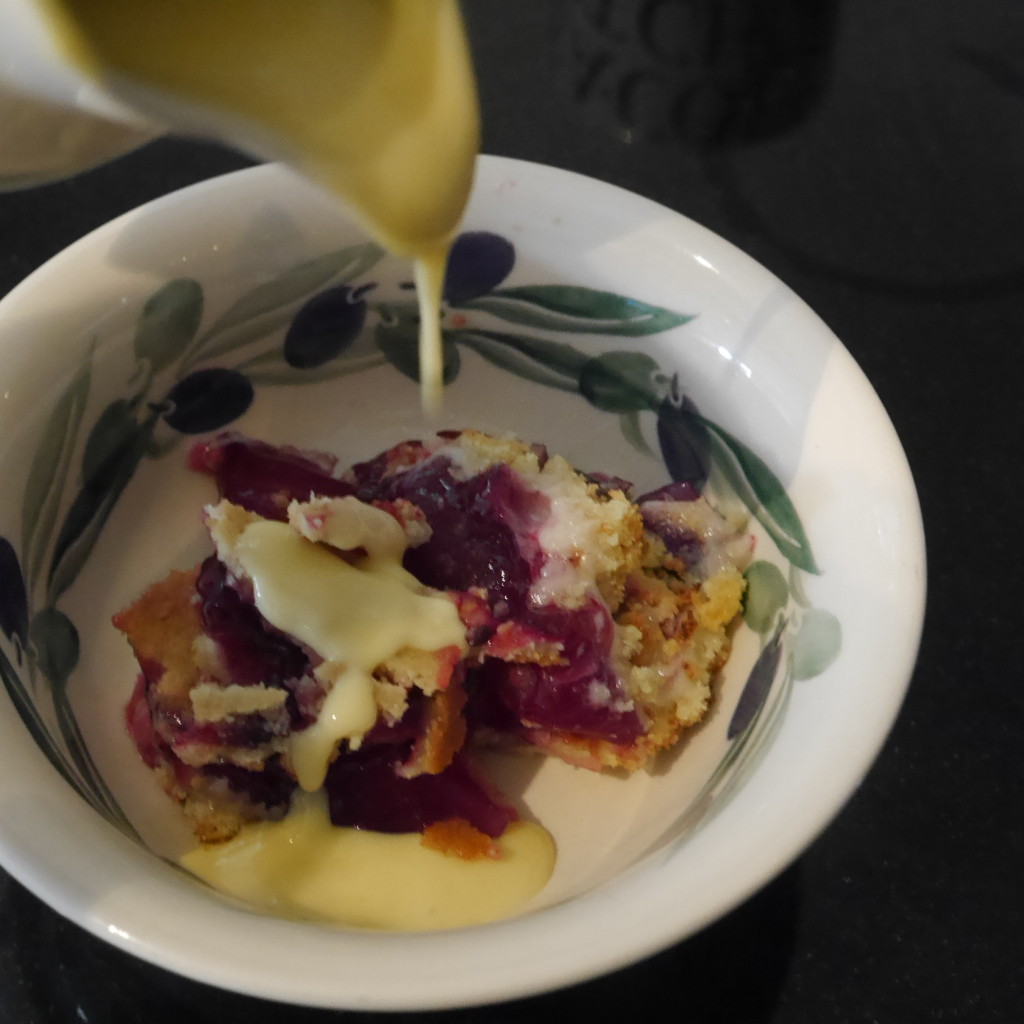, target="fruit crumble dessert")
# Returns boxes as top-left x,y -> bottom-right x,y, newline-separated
115,430 -> 750,862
